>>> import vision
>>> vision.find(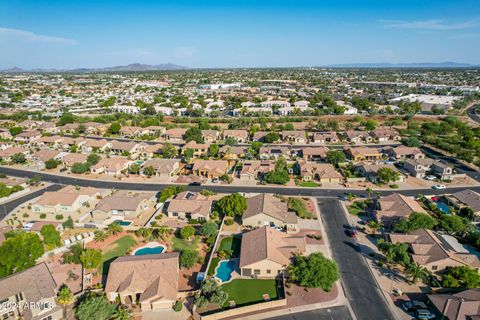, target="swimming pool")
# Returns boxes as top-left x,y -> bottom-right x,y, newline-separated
435,202 -> 451,214
132,242 -> 166,256
113,220 -> 132,226
215,259 -> 237,283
